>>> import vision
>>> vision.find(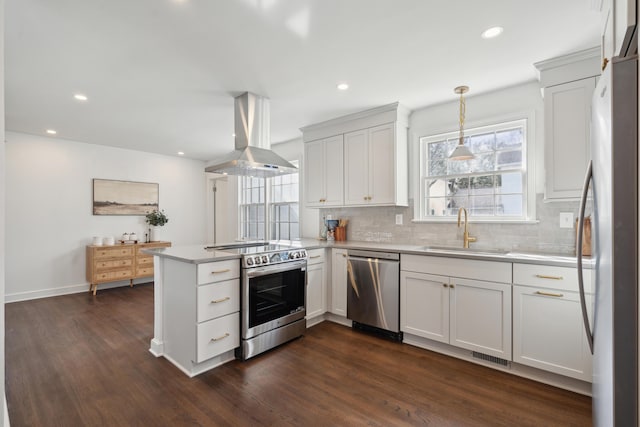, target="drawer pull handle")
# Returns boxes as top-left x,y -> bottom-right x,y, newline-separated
535,274 -> 563,280
310,255 -> 321,259
211,297 -> 231,304
210,333 -> 230,342
211,269 -> 231,274
535,291 -> 564,298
